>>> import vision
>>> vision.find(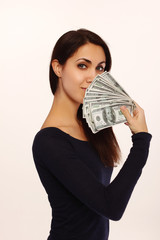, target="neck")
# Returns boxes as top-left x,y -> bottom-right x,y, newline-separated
48,91 -> 81,127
